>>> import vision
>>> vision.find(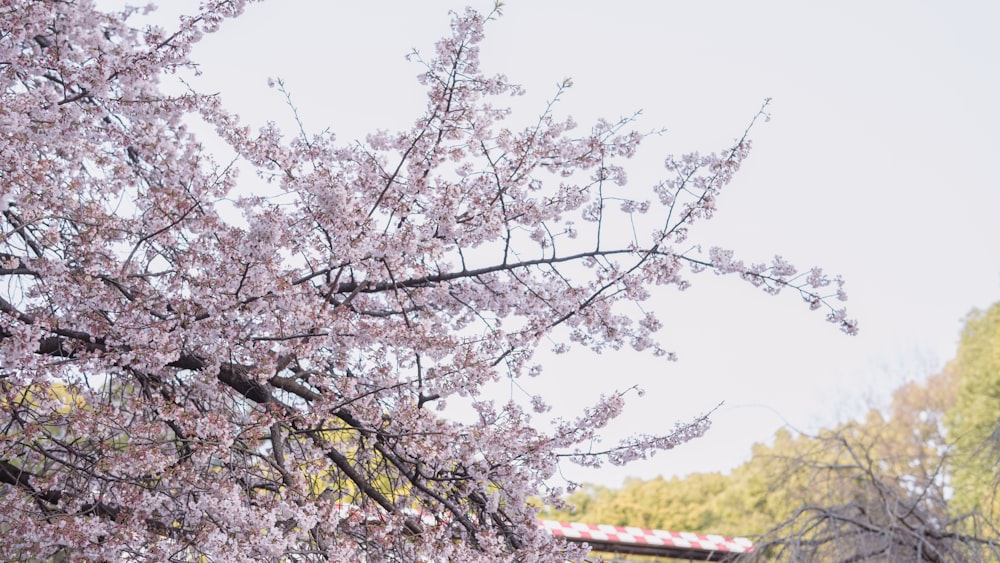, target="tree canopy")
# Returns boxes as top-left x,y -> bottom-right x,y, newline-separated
0,1 -> 854,560
946,302 -> 1000,524
545,310 -> 1000,561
